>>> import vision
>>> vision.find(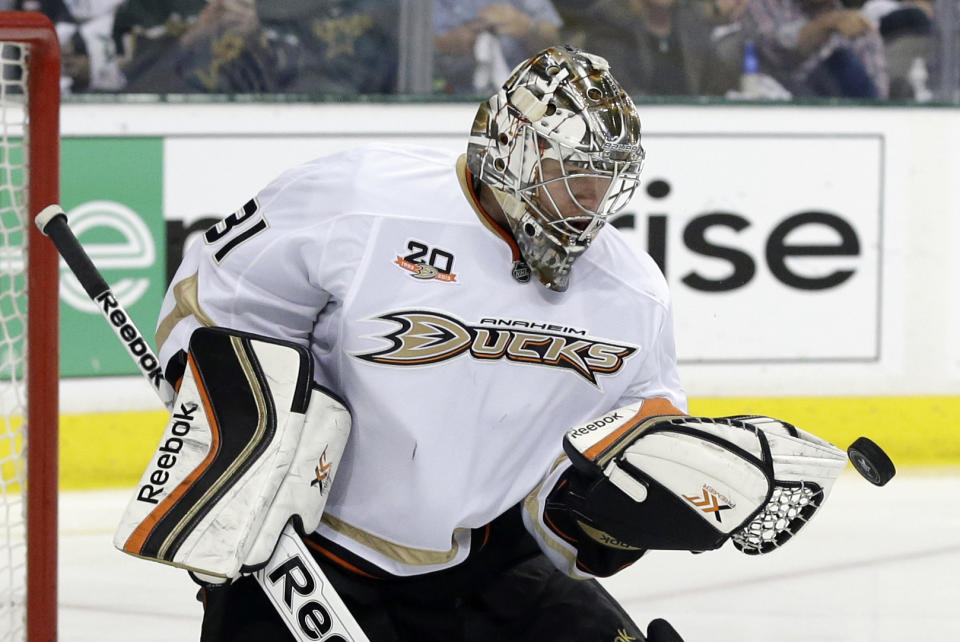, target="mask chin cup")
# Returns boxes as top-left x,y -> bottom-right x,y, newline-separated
489,186 -> 589,292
